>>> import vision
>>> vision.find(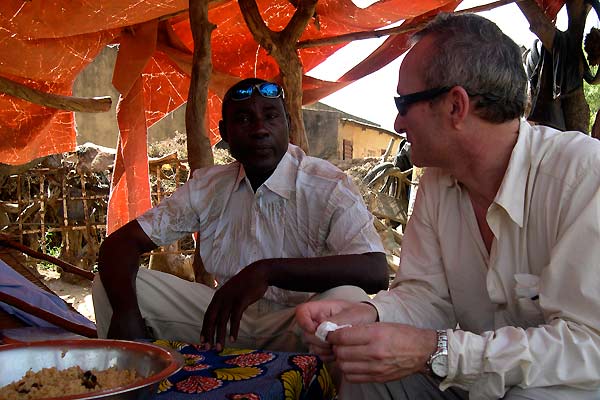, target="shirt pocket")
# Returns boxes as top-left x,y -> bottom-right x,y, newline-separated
514,273 -> 546,327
